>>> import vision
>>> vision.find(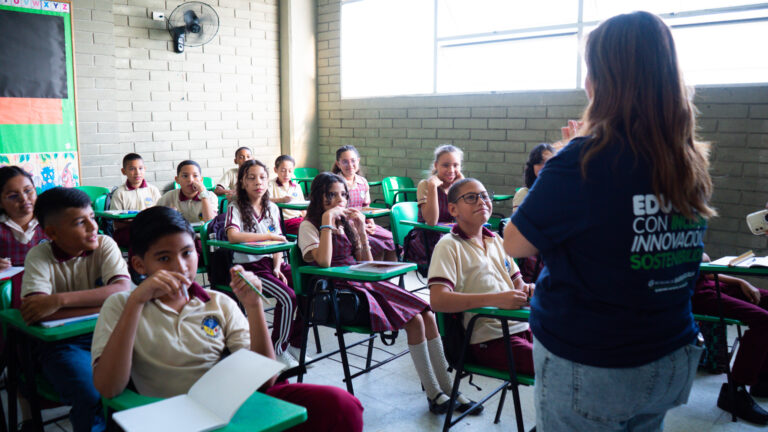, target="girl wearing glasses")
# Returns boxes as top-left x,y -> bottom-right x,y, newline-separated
404,144 -> 464,275
299,172 -> 479,415
0,166 -> 47,308
429,178 -> 535,375
332,146 -> 396,261
505,12 -> 714,430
